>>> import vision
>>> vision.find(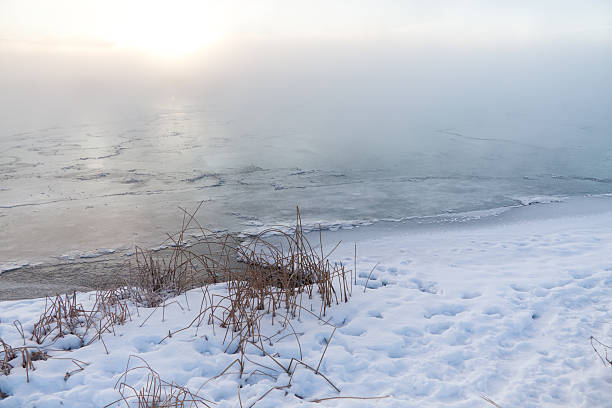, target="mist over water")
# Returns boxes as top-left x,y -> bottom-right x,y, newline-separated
1,4 -> 612,266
